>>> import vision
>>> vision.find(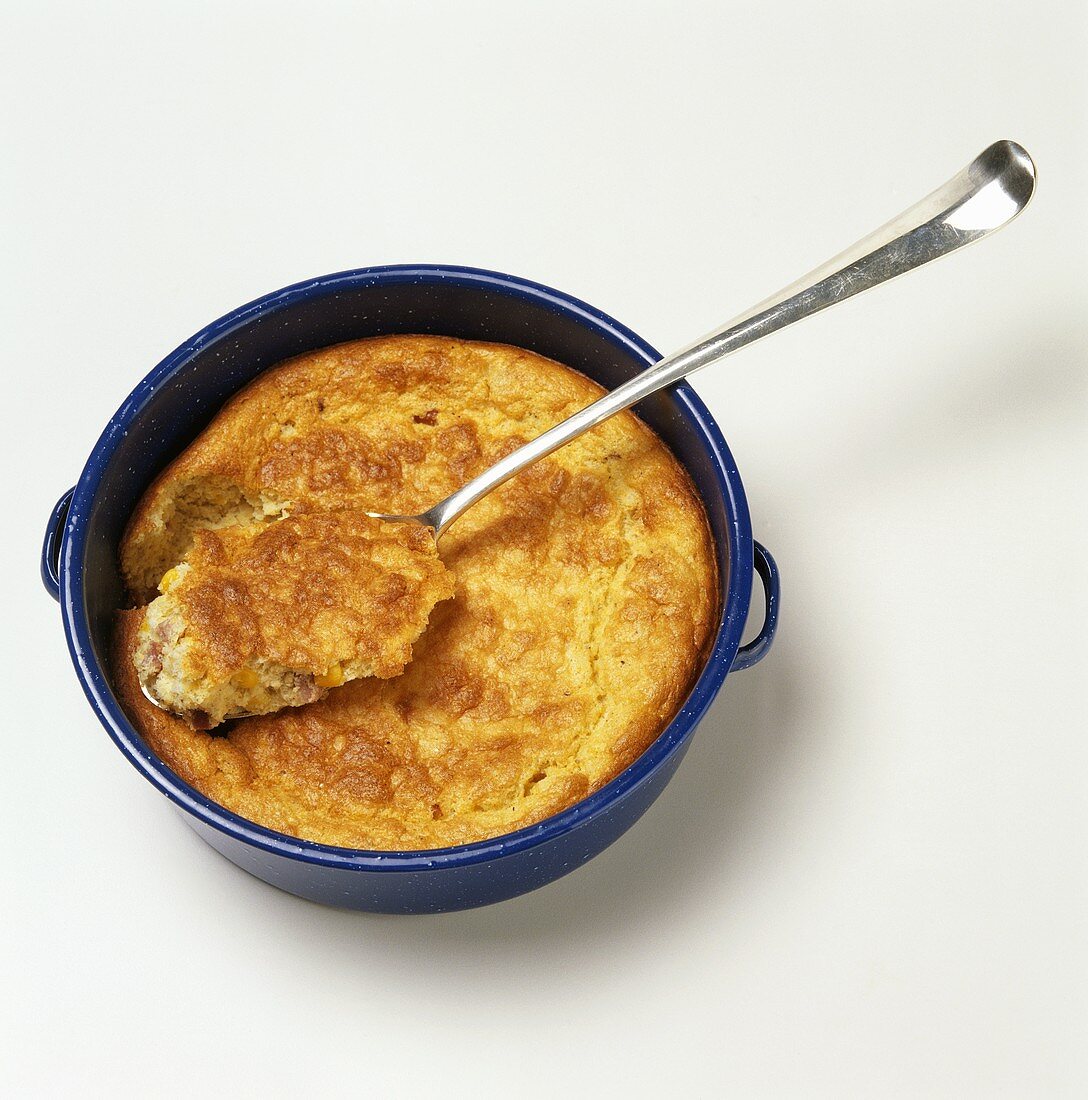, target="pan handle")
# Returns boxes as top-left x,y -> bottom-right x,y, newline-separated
731,542 -> 780,672
41,487 -> 75,602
